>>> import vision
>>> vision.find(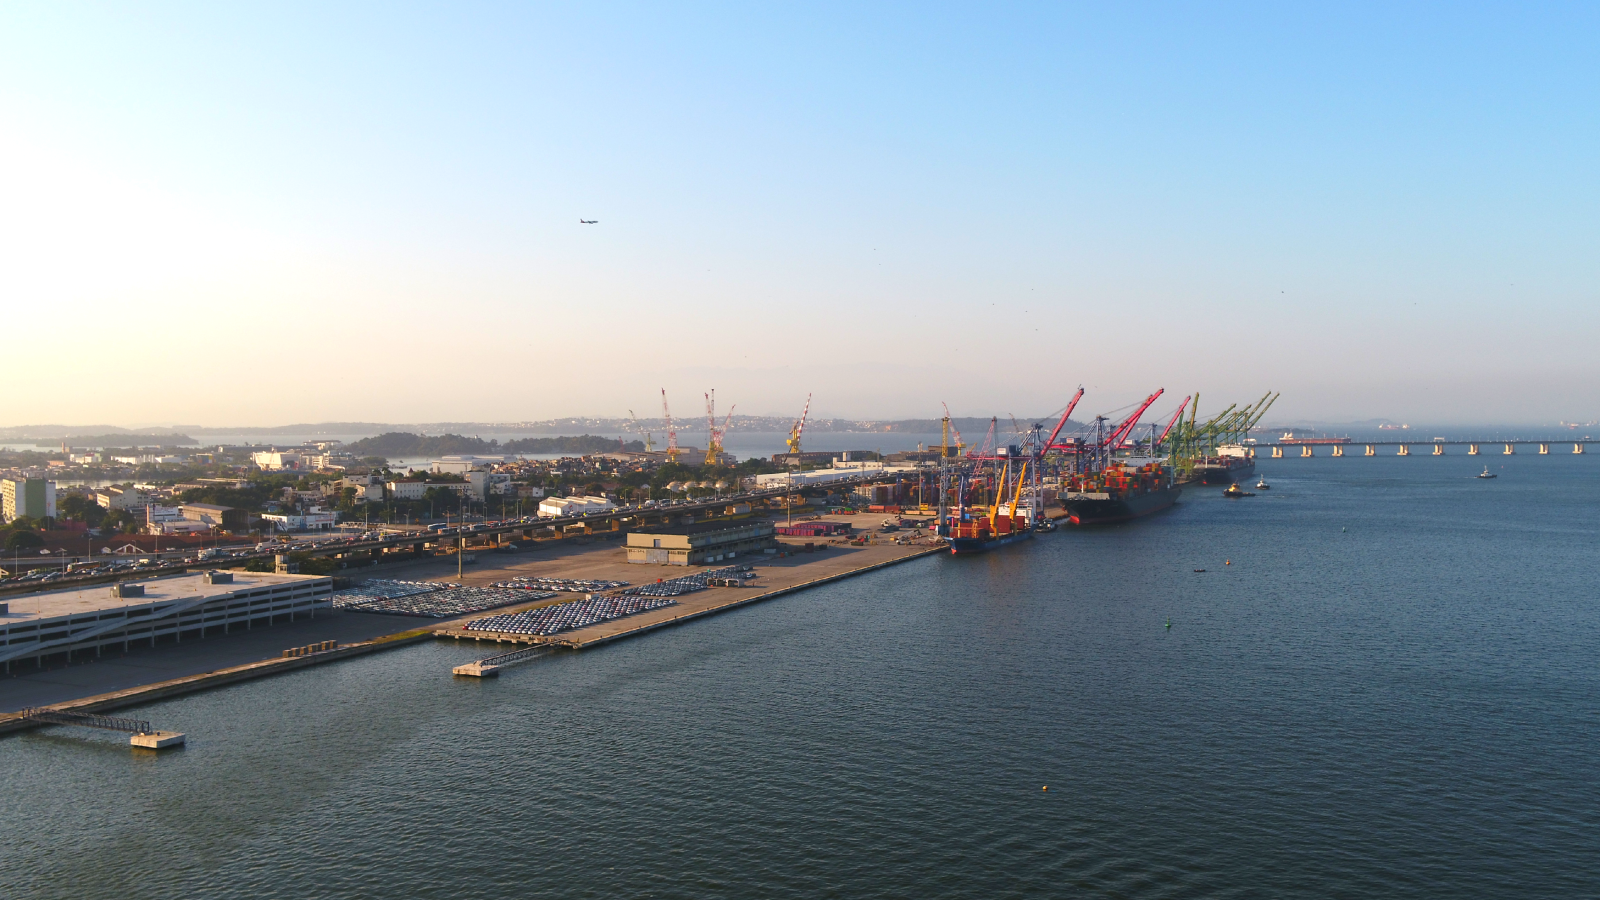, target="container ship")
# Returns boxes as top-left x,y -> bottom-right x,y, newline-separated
943,513 -> 1035,553
1060,460 -> 1181,524
938,458 -> 1037,554
1192,445 -> 1256,485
